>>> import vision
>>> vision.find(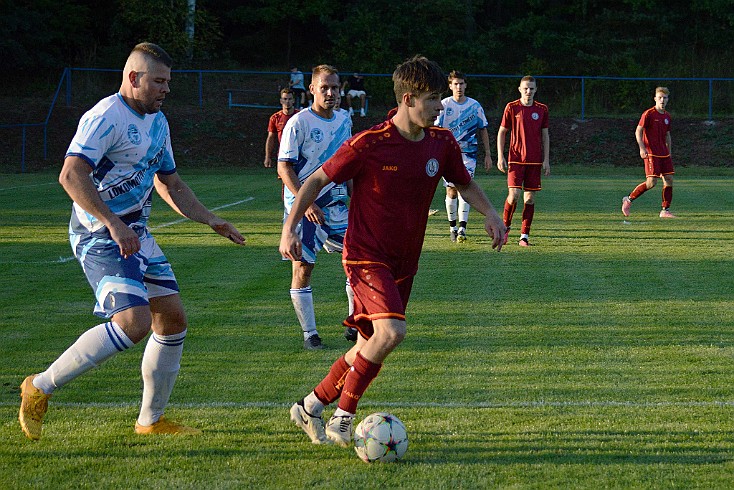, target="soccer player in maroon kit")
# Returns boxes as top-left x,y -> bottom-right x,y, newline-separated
622,87 -> 676,218
280,55 -> 506,447
263,88 -> 298,168
497,76 -> 550,246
